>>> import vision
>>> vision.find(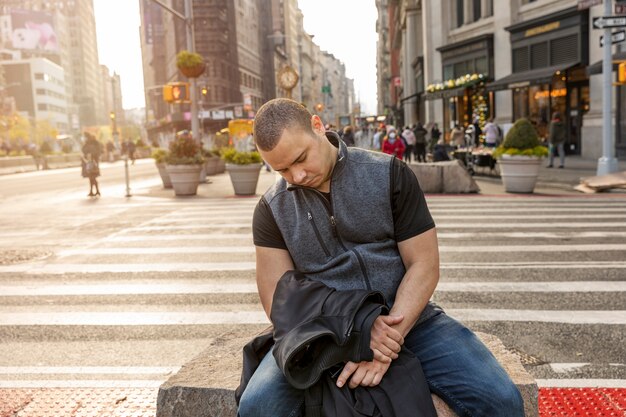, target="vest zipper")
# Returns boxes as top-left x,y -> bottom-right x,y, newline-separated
352,249 -> 372,290
307,211 -> 331,257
